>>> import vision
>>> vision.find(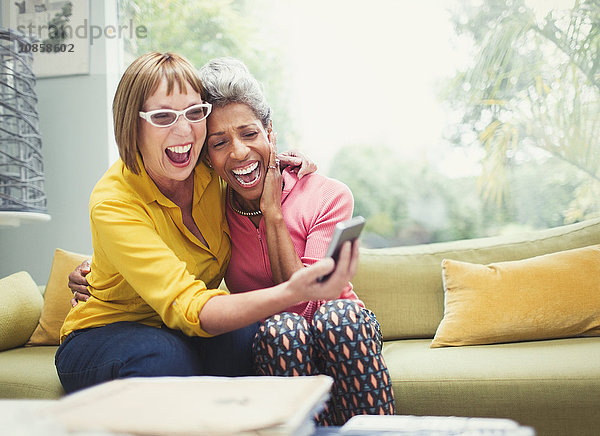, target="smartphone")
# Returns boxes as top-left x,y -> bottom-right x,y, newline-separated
317,216 -> 366,282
